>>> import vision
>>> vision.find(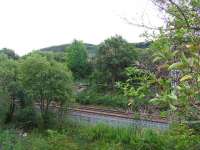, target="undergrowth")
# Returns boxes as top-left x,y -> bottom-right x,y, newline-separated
0,122 -> 200,150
